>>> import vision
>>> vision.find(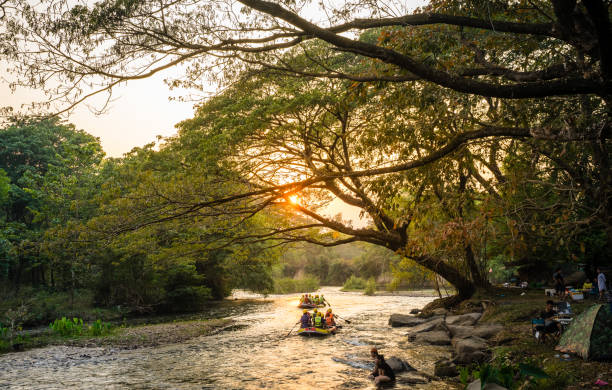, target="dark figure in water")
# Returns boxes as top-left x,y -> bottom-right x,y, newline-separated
369,347 -> 395,385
